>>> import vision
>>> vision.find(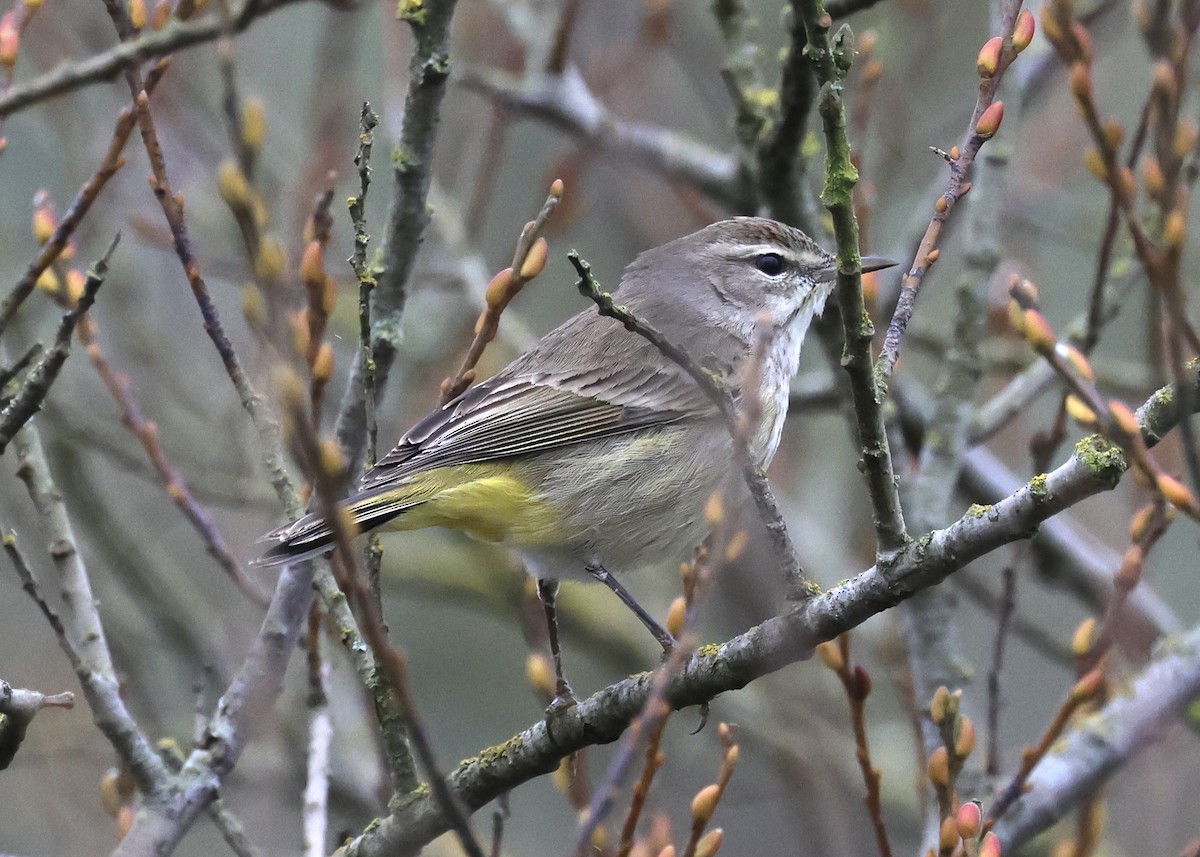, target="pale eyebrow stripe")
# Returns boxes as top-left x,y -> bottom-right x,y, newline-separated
717,242 -> 825,265
718,243 -> 794,258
